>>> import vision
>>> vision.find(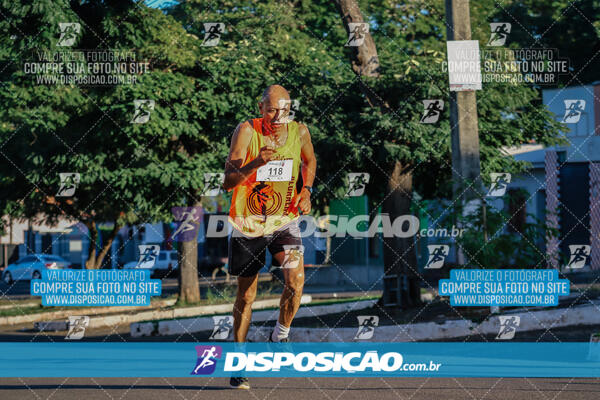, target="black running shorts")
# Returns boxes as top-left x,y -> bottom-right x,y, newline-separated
228,222 -> 302,277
